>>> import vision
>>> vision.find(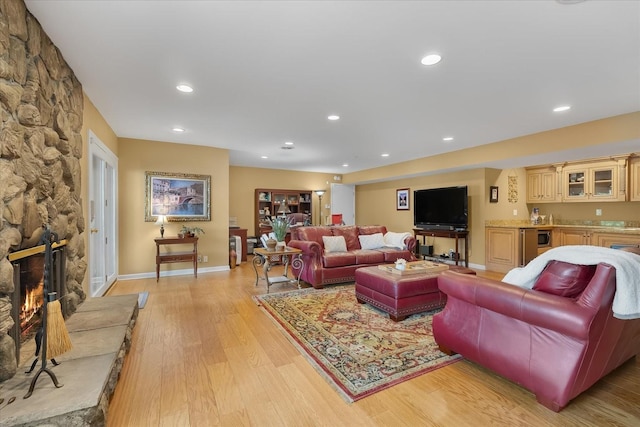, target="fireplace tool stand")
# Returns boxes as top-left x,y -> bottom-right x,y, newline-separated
24,226 -> 64,399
